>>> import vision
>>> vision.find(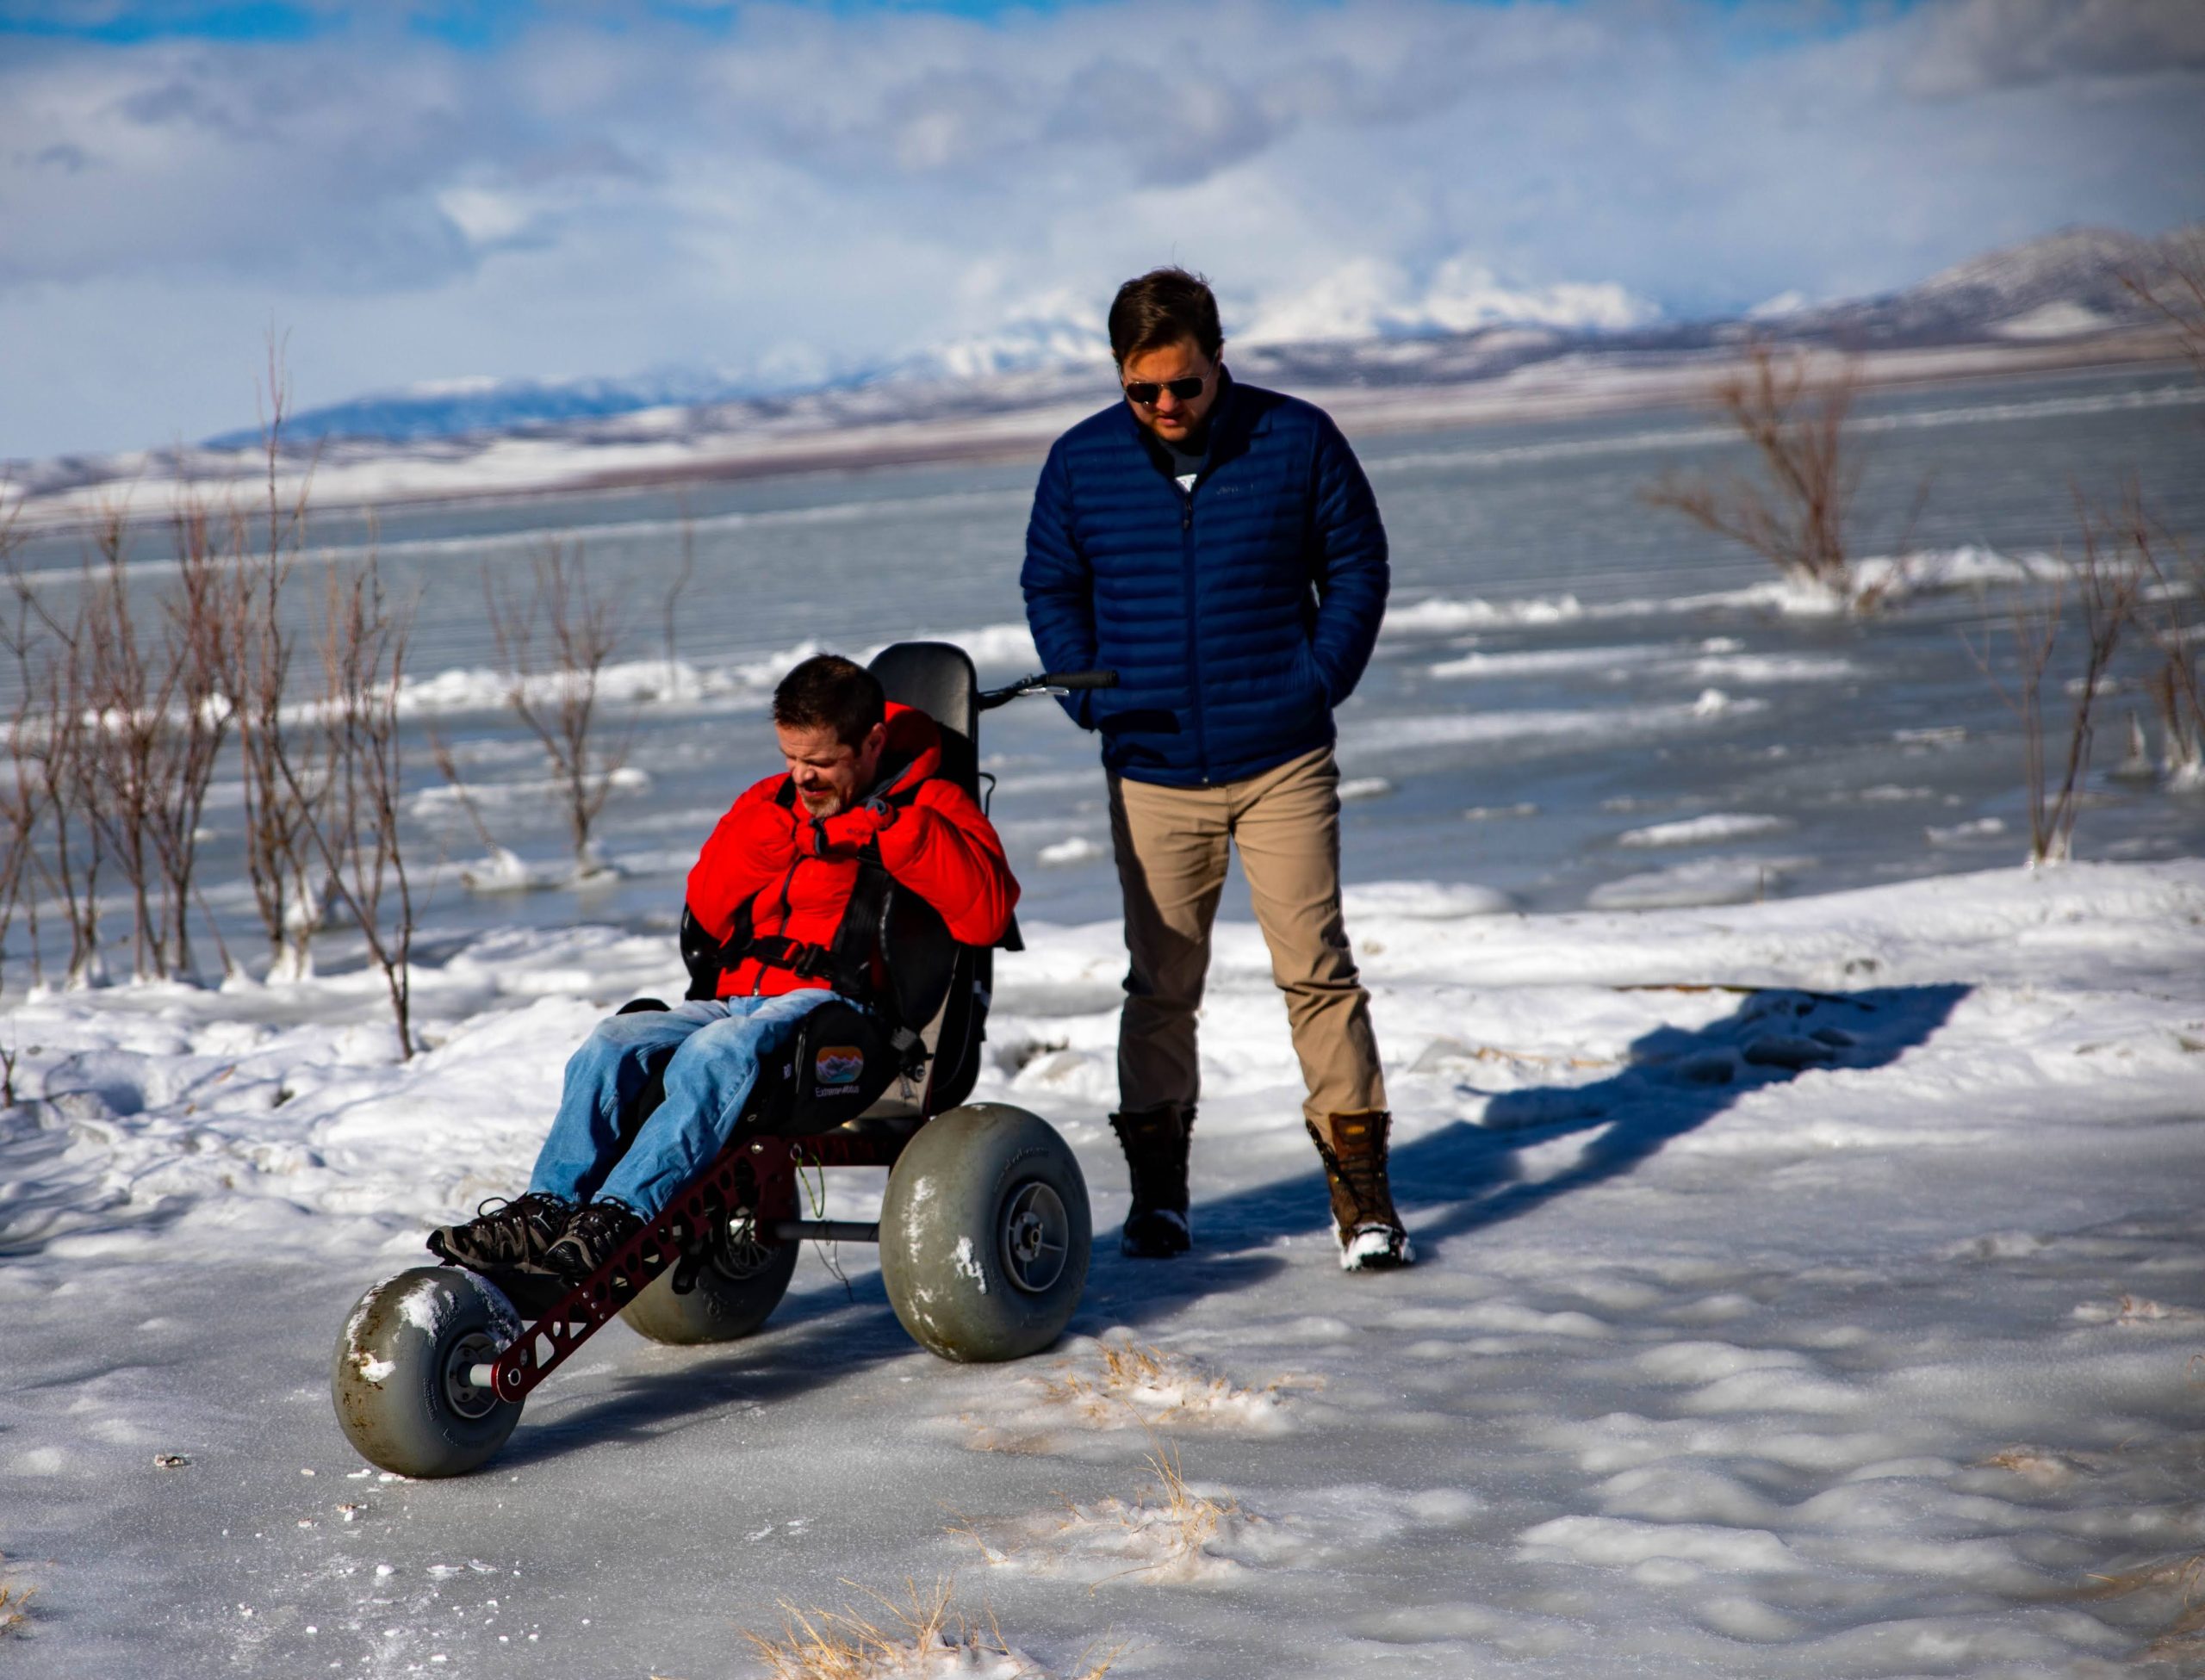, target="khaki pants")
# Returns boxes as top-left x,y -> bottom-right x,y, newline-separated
1109,746 -> 1387,1125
